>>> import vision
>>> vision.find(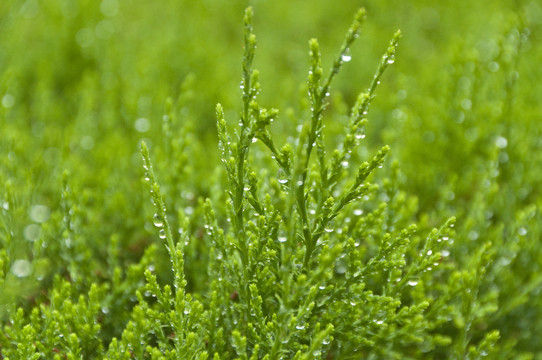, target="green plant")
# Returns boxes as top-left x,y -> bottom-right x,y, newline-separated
1,2 -> 541,359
